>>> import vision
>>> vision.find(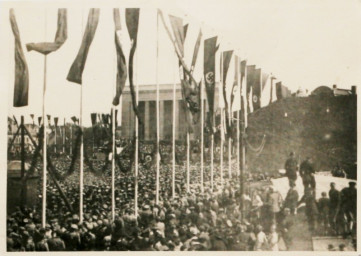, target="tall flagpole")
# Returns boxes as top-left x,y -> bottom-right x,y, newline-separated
111,106 -> 115,221
228,100 -> 232,179
42,54 -> 47,228
200,80 -> 204,193
54,123 -> 57,154
79,71 -> 84,224
236,56 -> 240,177
134,43 -> 139,217
220,53 -> 224,187
172,51 -> 176,199
155,10 -> 160,205
211,117 -> 214,191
